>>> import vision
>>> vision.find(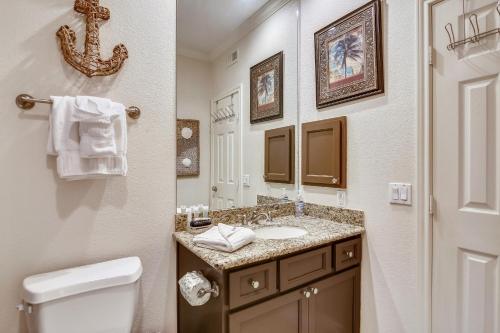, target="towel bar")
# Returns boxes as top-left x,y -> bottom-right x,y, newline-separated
15,94 -> 141,120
